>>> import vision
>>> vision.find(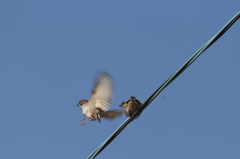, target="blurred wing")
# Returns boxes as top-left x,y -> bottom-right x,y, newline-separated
89,71 -> 113,111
